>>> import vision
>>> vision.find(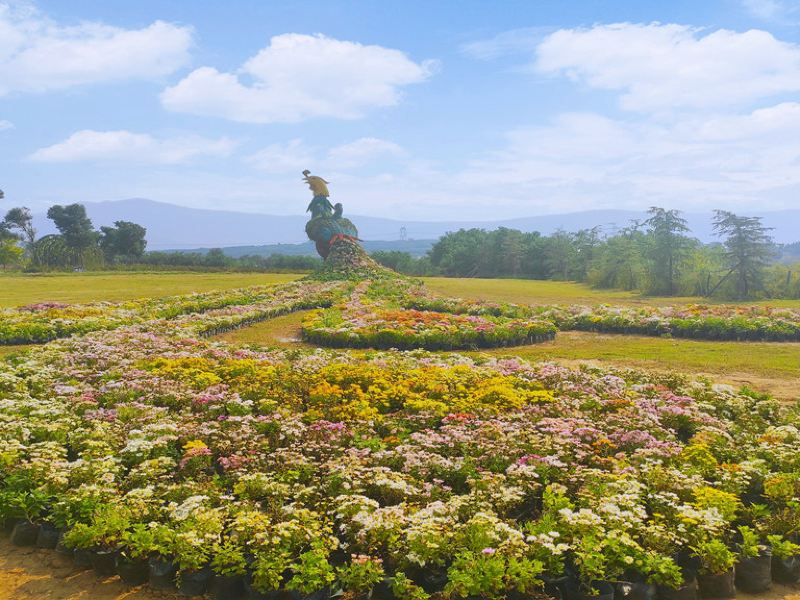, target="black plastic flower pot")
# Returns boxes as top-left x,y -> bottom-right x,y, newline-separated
73,548 -> 94,569
35,523 -> 59,549
91,548 -> 119,577
543,574 -> 574,600
179,567 -> 214,597
570,580 -> 615,600
213,573 -> 246,600
772,555 -> 800,584
370,578 -> 394,600
735,550 -> 772,593
116,556 -> 149,586
149,556 -> 178,590
616,580 -> 657,600
657,578 -> 698,600
243,575 -> 285,600
10,521 -> 40,546
696,570 -> 735,599
290,589 -> 330,600
54,532 -> 73,557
